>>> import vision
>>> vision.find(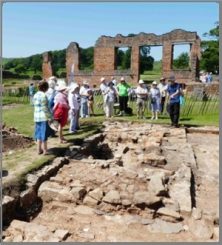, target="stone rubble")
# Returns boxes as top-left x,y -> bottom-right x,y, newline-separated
3,122 -> 219,242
